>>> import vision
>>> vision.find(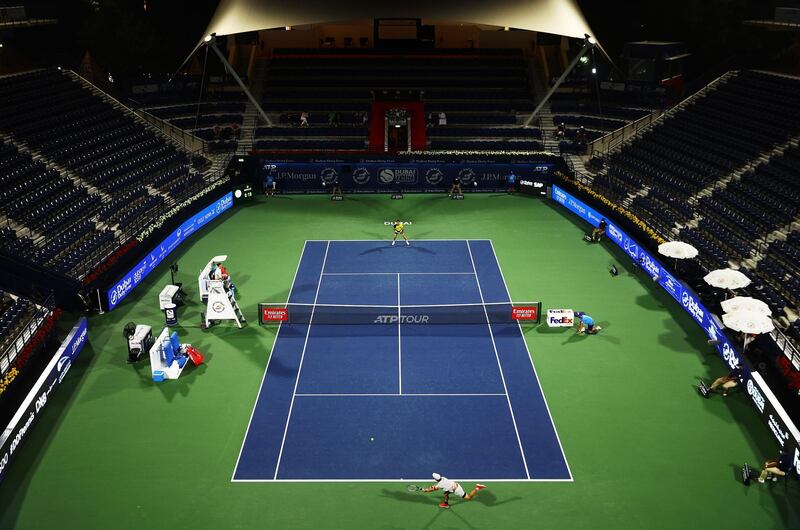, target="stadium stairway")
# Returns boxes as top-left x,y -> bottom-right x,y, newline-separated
240,56 -> 270,155
526,75 -> 588,174
67,71 -> 197,156
690,133 -> 800,204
